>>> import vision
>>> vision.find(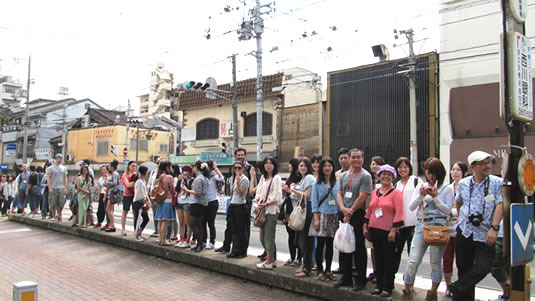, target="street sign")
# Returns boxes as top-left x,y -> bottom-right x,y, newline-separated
510,0 -> 528,23
123,147 -> 128,156
123,159 -> 129,165
506,31 -> 533,122
511,203 -> 534,266
200,151 -> 233,165
518,152 -> 535,196
0,164 -> 8,170
6,144 -> 16,150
